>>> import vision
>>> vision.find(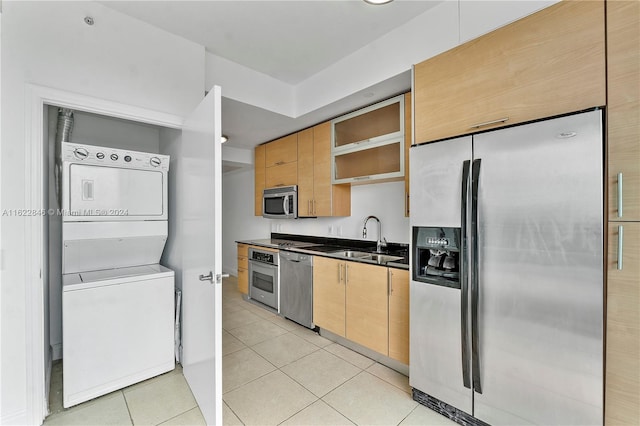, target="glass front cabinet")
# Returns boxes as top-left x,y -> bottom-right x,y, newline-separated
331,94 -> 405,184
